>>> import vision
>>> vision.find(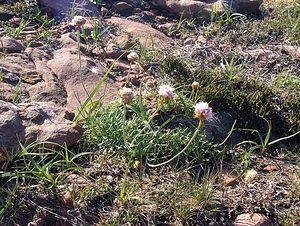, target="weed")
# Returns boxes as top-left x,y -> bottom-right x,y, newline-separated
235,117 -> 300,154
167,14 -> 196,39
11,76 -> 21,104
4,17 -> 28,39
